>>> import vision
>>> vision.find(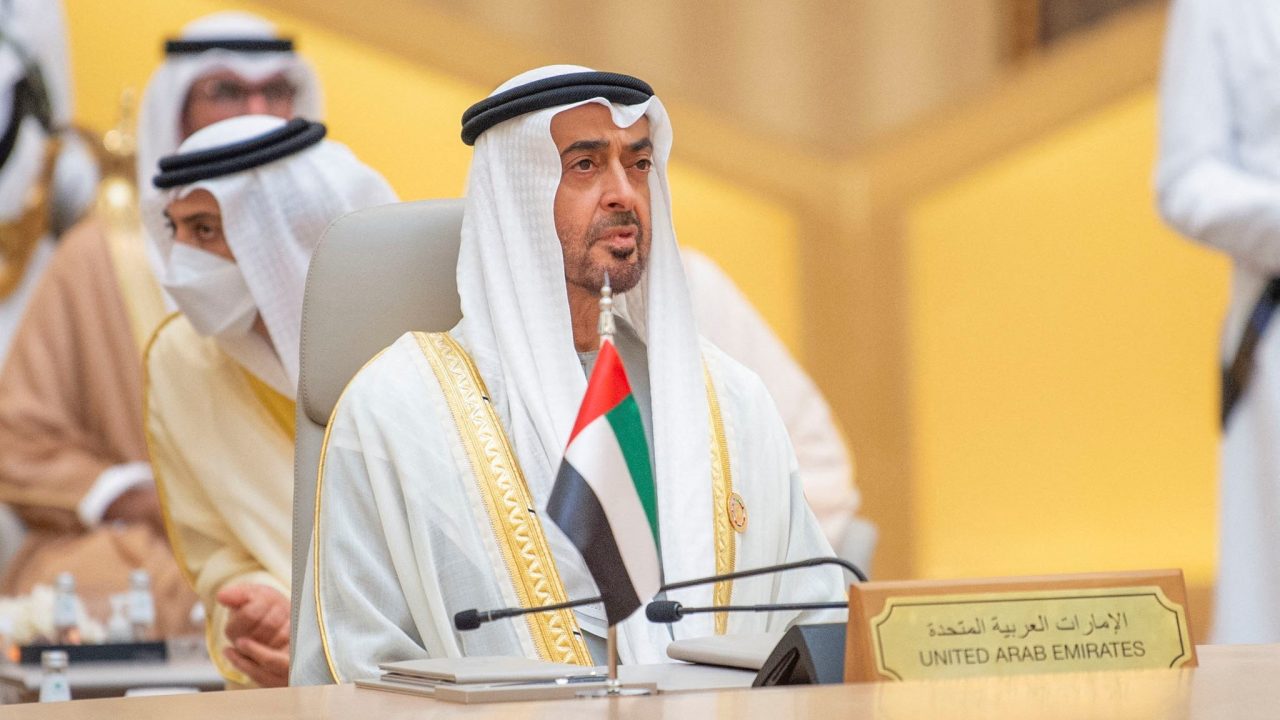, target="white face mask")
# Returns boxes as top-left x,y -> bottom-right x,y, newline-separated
160,243 -> 258,339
